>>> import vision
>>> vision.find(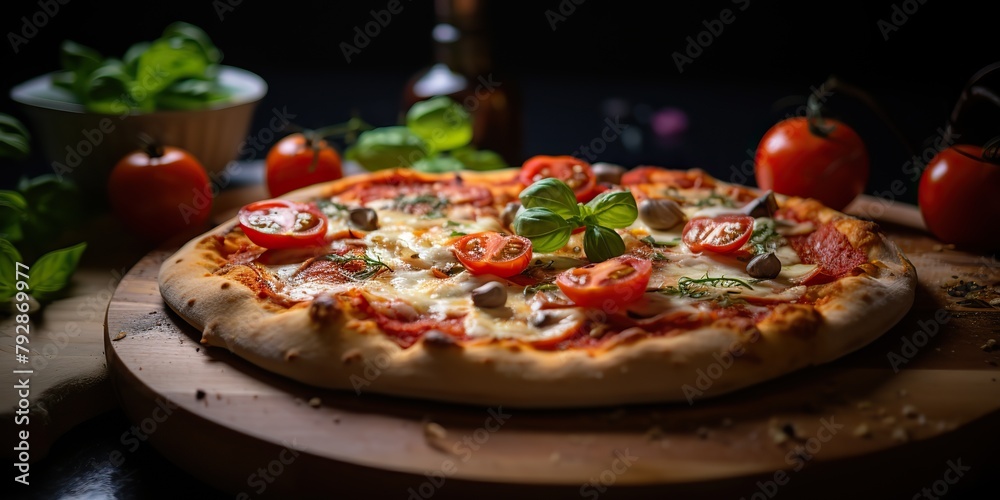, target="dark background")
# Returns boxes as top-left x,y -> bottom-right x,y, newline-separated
3,0 -> 1000,203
